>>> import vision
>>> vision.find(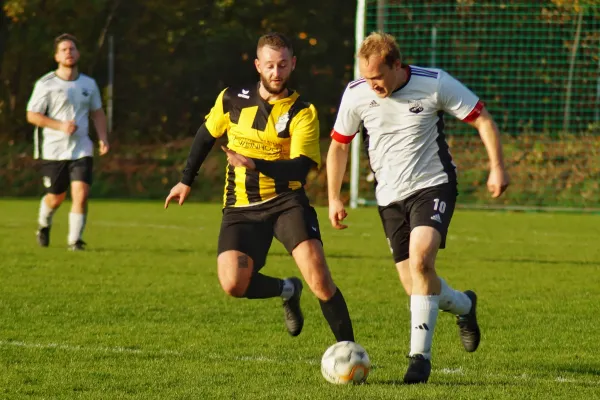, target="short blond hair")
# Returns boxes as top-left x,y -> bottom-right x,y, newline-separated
358,32 -> 402,67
